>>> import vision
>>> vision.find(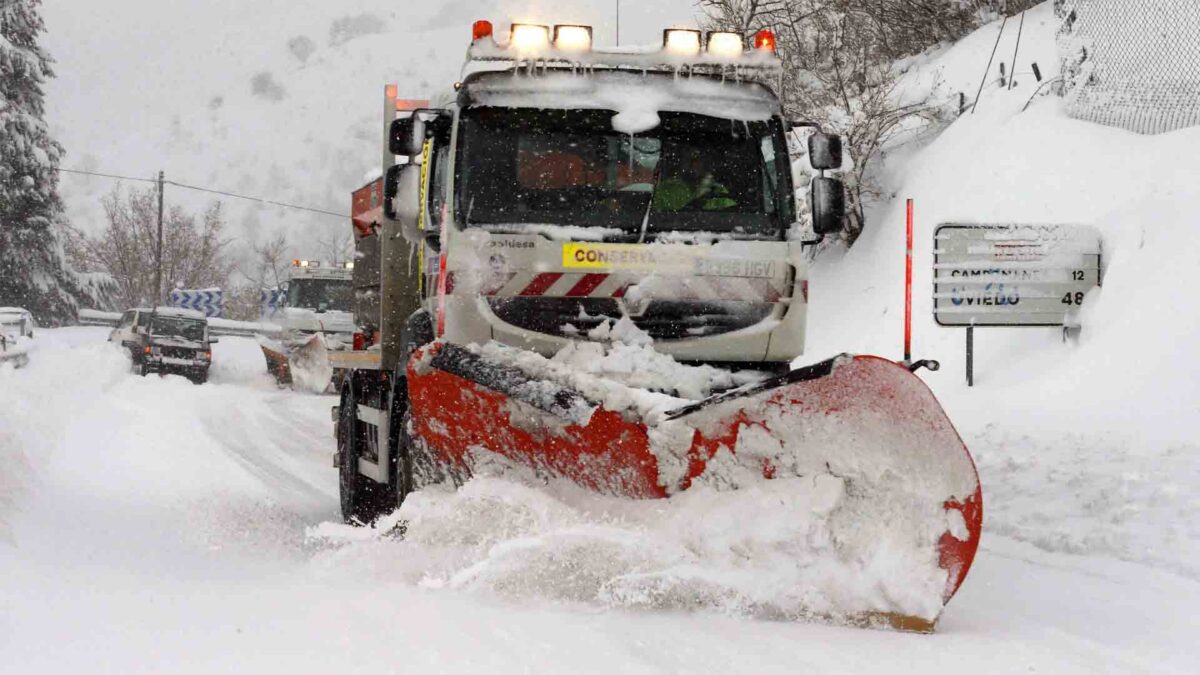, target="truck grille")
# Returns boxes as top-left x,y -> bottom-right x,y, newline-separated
487,298 -> 775,341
